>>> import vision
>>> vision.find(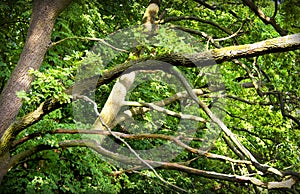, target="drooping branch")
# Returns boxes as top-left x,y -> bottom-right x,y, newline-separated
158,162 -> 297,190
9,139 -> 298,190
49,36 -> 129,52
241,0 -> 287,36
6,33 -> 300,144
192,0 -> 216,10
159,16 -> 233,35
